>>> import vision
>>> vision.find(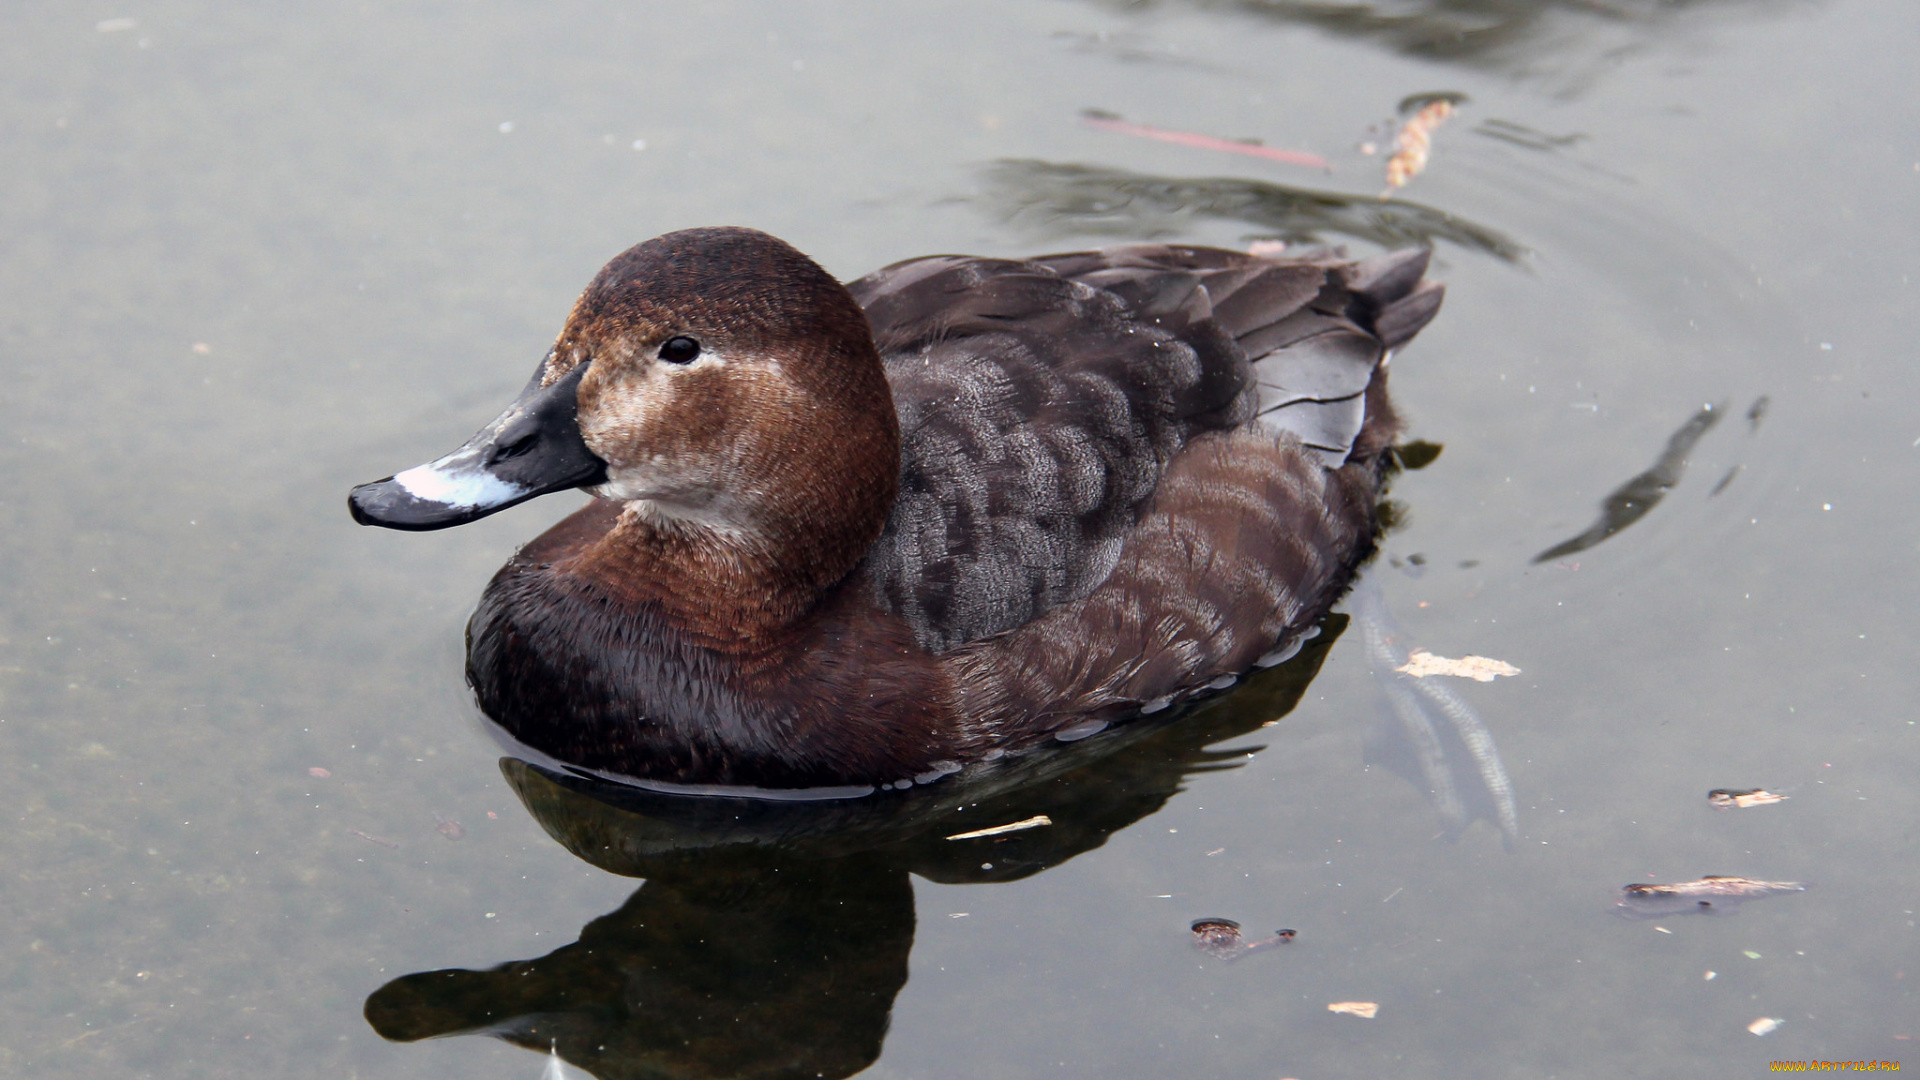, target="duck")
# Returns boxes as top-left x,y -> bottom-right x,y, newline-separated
348,227 -> 1443,796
